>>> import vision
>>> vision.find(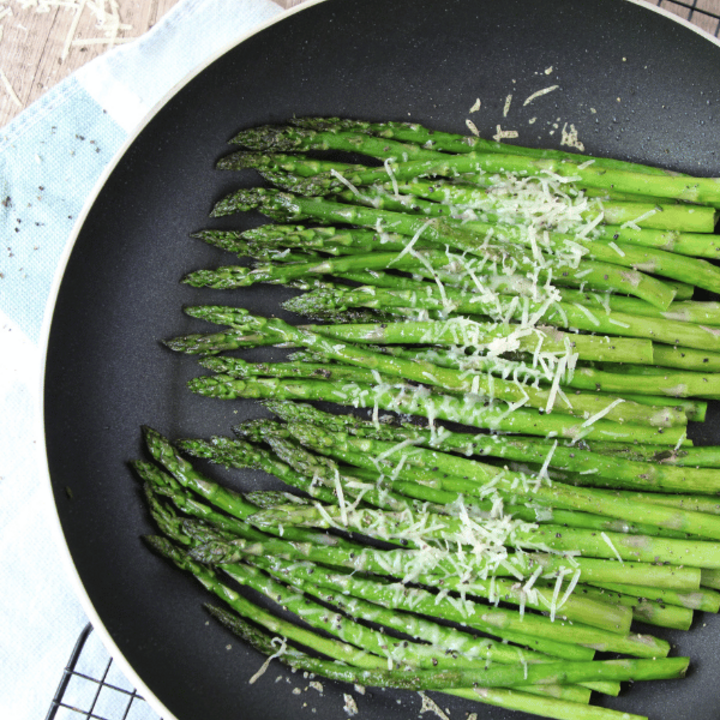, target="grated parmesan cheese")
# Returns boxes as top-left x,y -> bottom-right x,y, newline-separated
607,241 -> 626,257
580,398 -> 625,428
522,85 -> 559,106
419,692 -> 451,720
329,168 -> 363,197
600,532 -> 625,564
493,125 -> 519,143
0,68 -> 22,107
466,118 -> 480,136
549,569 -> 569,622
343,694 -> 359,716
503,93 -> 513,117
560,122 -> 585,152
249,637 -> 287,684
